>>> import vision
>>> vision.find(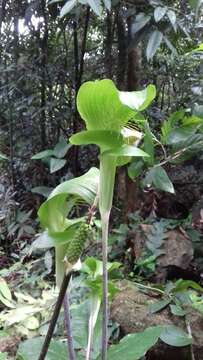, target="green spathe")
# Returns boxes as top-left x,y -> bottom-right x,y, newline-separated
76,79 -> 156,131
